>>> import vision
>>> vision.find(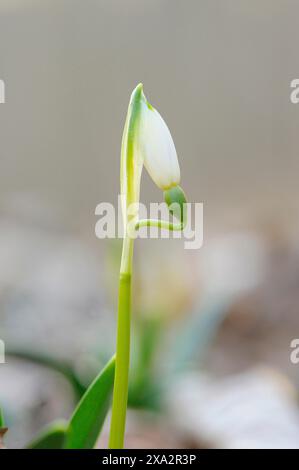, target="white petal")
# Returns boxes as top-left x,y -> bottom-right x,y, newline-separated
137,101 -> 180,190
